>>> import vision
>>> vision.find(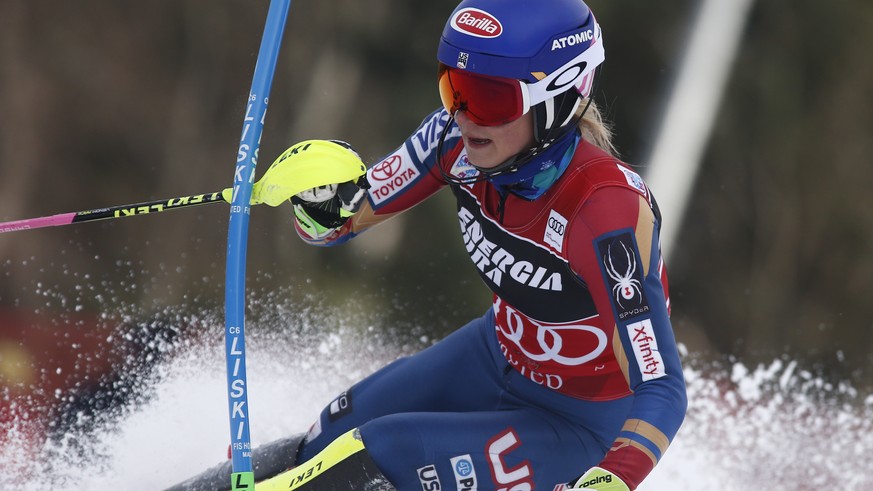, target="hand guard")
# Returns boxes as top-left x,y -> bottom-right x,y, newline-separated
292,177 -> 368,240
571,467 -> 630,490
222,139 -> 368,207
